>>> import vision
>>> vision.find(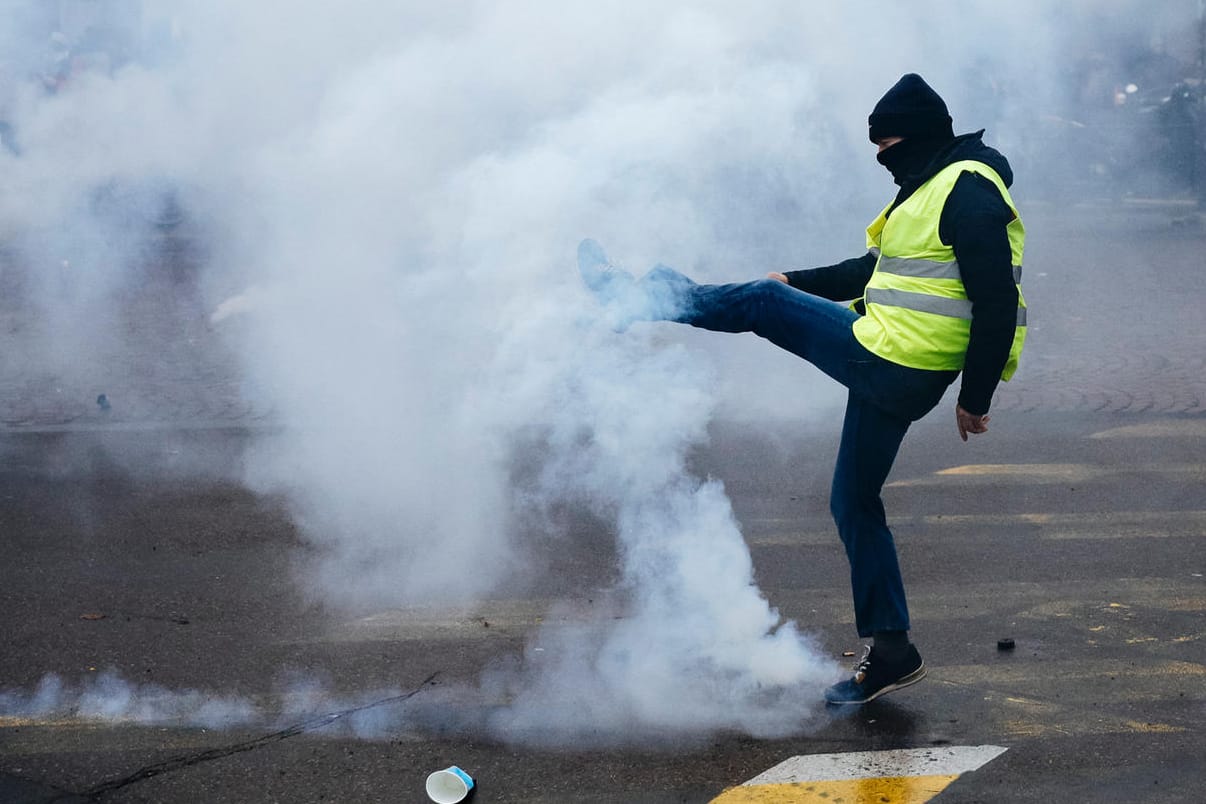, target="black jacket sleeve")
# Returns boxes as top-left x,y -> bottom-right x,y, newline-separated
782,252 -> 877,302
940,171 -> 1019,416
